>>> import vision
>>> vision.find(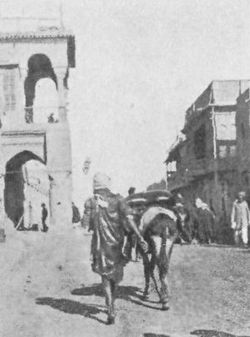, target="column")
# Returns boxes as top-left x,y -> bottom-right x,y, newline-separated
19,67 -> 31,123
55,68 -> 68,123
0,71 -> 5,127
